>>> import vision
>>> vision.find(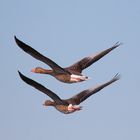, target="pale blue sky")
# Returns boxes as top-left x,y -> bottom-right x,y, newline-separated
1,0 -> 140,140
